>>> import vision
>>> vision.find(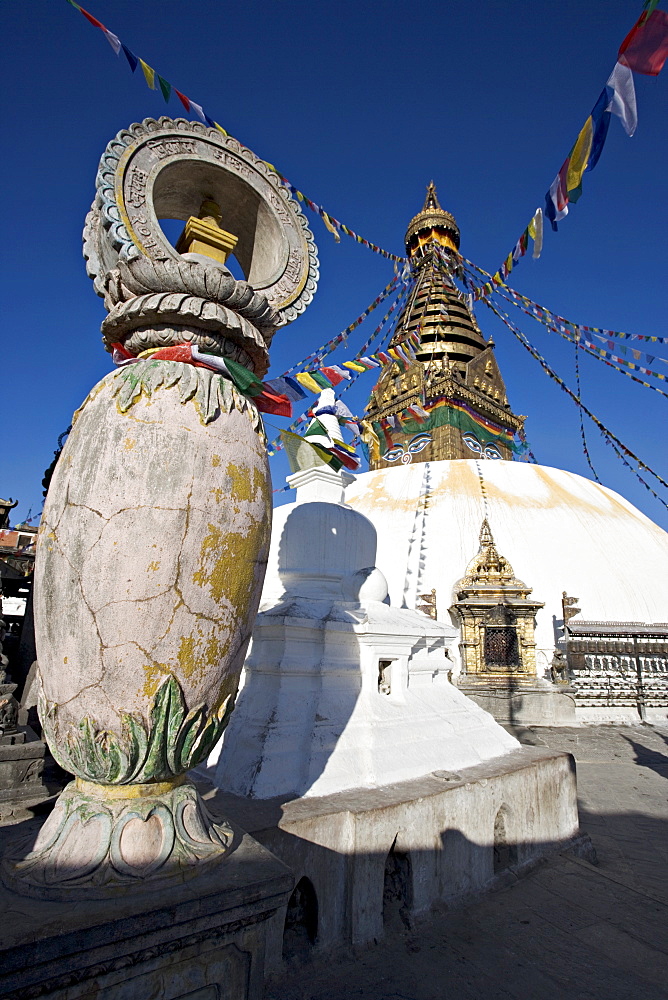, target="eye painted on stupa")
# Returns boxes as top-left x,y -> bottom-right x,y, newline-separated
462,432 -> 483,455
384,433 -> 433,464
407,434 -> 432,455
484,444 -> 502,460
